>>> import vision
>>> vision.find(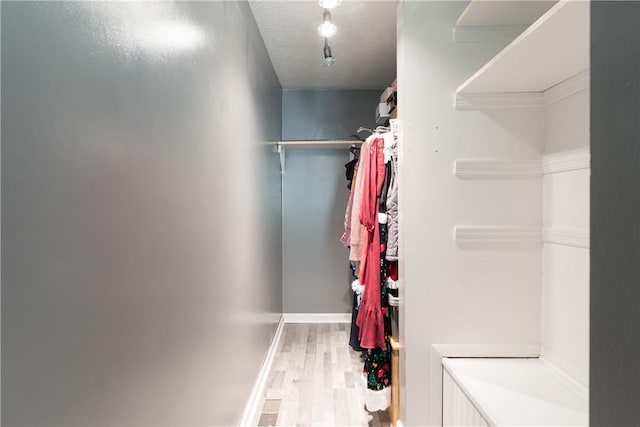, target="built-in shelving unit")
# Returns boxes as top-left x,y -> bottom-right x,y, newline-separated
442,1 -> 592,425
456,0 -> 589,96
